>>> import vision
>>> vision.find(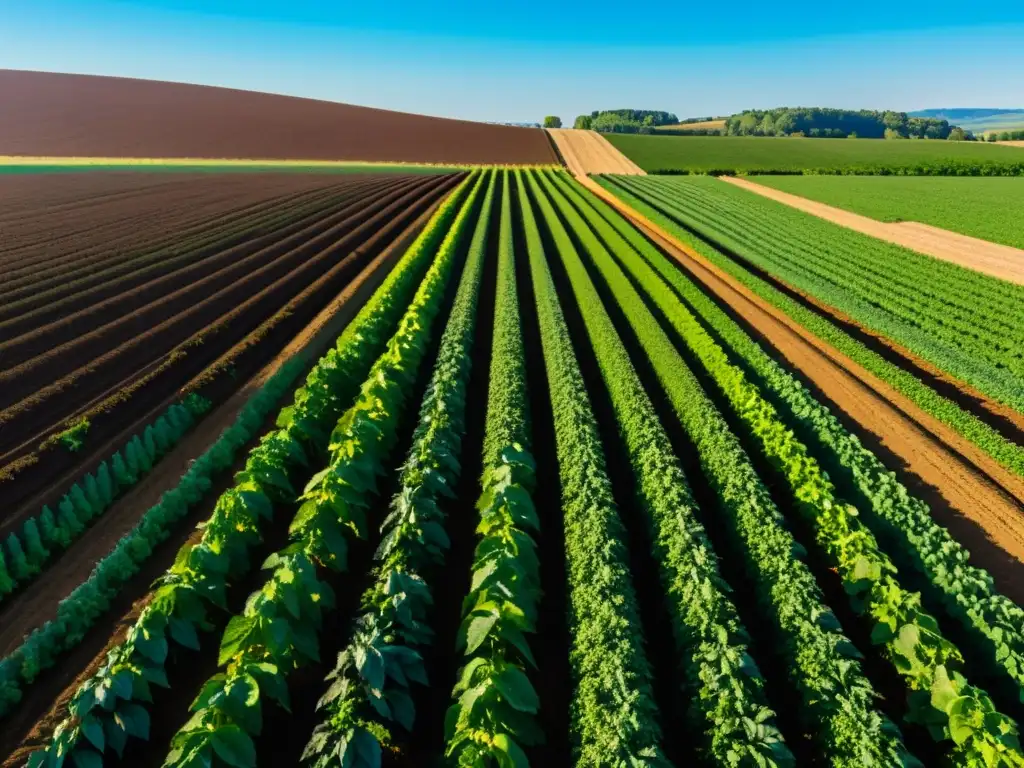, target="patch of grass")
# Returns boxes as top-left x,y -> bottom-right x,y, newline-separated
57,419 -> 90,452
604,134 -> 1024,175
749,175 -> 1024,249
